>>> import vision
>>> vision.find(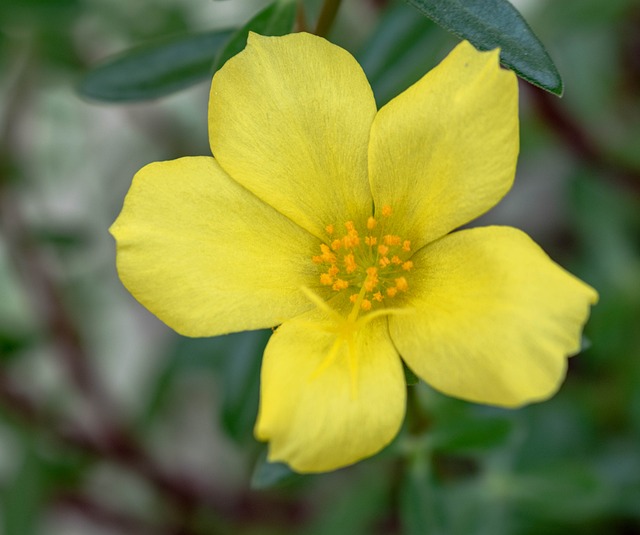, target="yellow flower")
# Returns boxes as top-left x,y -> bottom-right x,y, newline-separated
110,33 -> 598,473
